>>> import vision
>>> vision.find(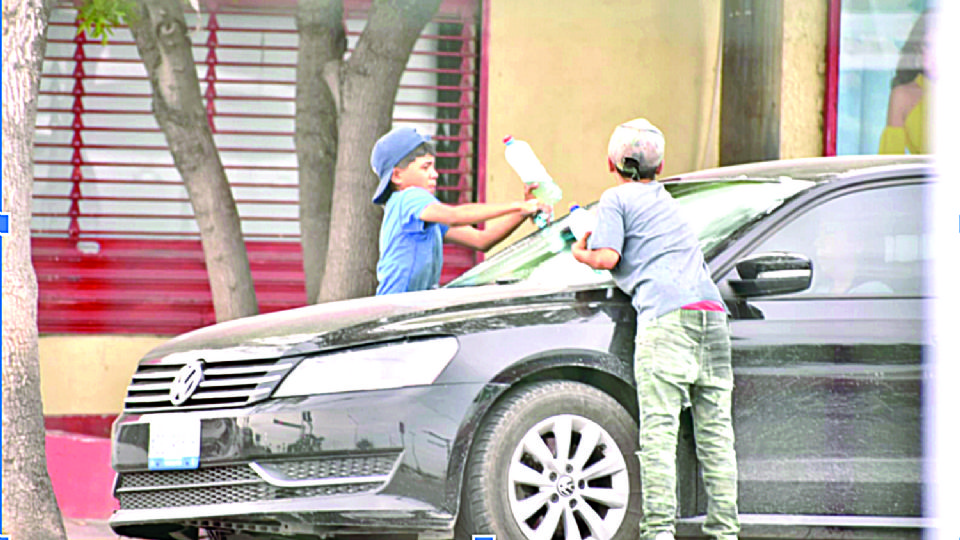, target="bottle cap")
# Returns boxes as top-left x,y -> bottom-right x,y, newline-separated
503,135 -> 514,144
